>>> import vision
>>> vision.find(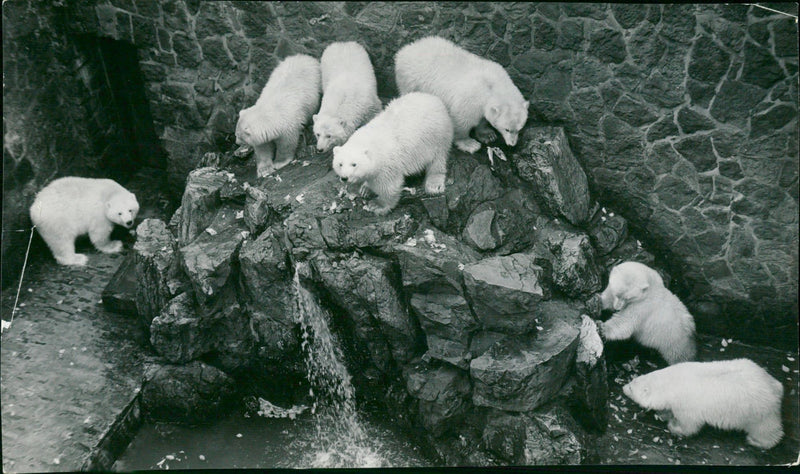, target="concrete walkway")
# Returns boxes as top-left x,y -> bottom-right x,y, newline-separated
1,245 -> 148,473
